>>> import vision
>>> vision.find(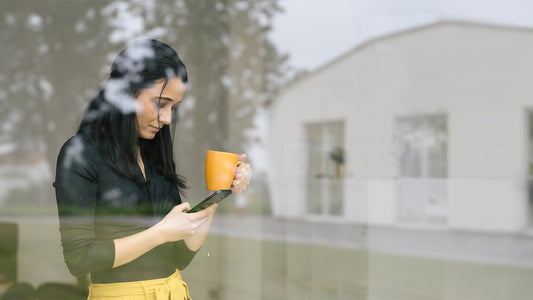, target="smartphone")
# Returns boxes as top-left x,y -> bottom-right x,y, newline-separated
187,189 -> 232,213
